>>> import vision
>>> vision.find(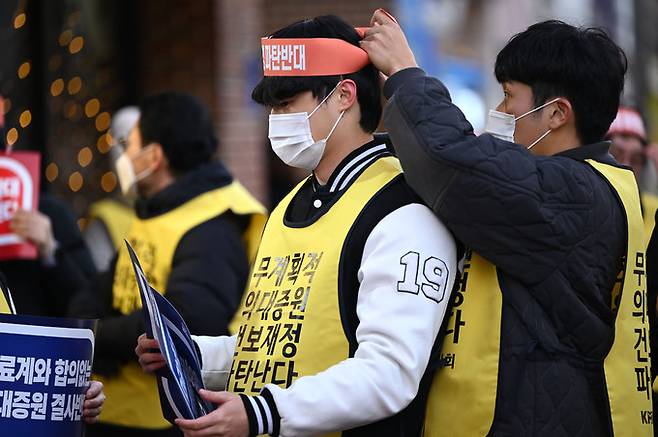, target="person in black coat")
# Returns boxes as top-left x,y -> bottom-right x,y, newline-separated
68,92 -> 264,437
361,12 -> 643,436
